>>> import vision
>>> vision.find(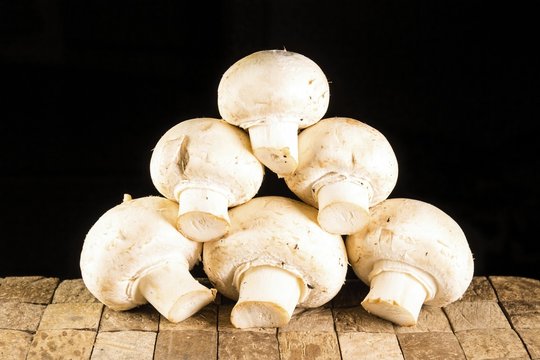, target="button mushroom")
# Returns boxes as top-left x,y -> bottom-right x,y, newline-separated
217,49 -> 330,176
284,117 -> 398,235
346,198 -> 474,326
149,118 -> 265,242
80,194 -> 217,323
203,196 -> 348,328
